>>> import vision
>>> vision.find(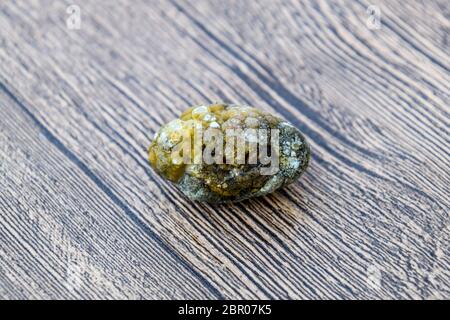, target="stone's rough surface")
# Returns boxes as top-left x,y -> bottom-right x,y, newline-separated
148,104 -> 310,203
